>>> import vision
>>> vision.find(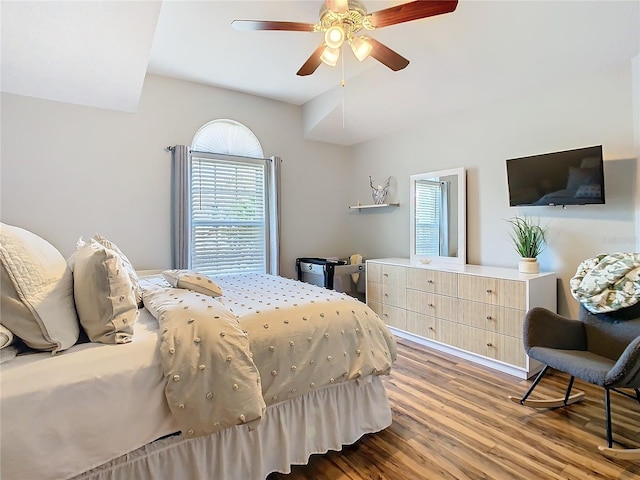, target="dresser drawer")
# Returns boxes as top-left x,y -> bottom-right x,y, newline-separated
457,275 -> 526,309
379,264 -> 407,287
368,283 -> 406,308
406,311 -> 439,341
406,289 -> 457,321
456,324 -> 526,368
367,281 -> 381,304
406,268 -> 457,296
367,262 -> 382,284
458,300 -> 525,338
369,301 -> 407,331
